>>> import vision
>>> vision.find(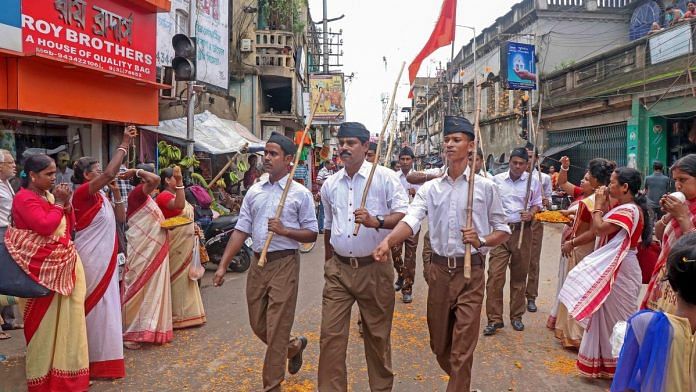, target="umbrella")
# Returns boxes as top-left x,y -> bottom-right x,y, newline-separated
540,141 -> 584,158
